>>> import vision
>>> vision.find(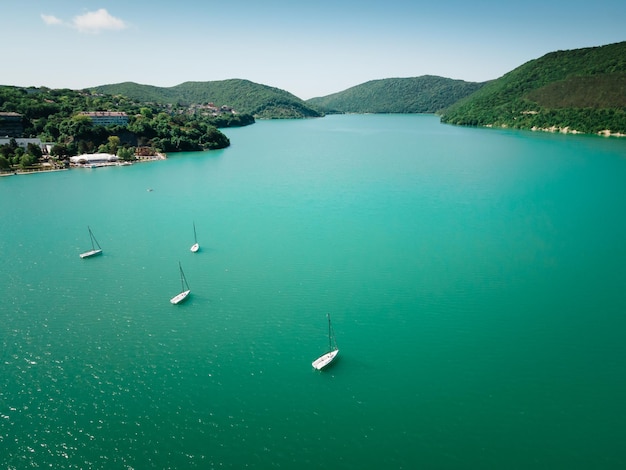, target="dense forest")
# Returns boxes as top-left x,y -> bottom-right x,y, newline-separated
306,76 -> 485,114
93,79 -> 323,119
0,86 -> 252,170
440,41 -> 626,135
